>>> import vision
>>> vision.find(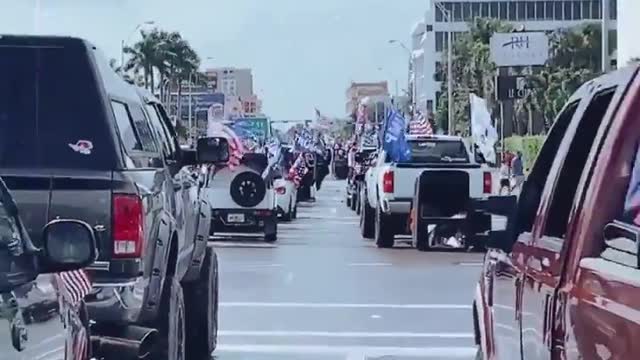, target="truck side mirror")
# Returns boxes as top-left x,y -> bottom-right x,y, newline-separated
40,219 -> 97,273
486,230 -> 509,251
478,195 -> 518,217
196,137 -> 230,164
603,220 -> 640,268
